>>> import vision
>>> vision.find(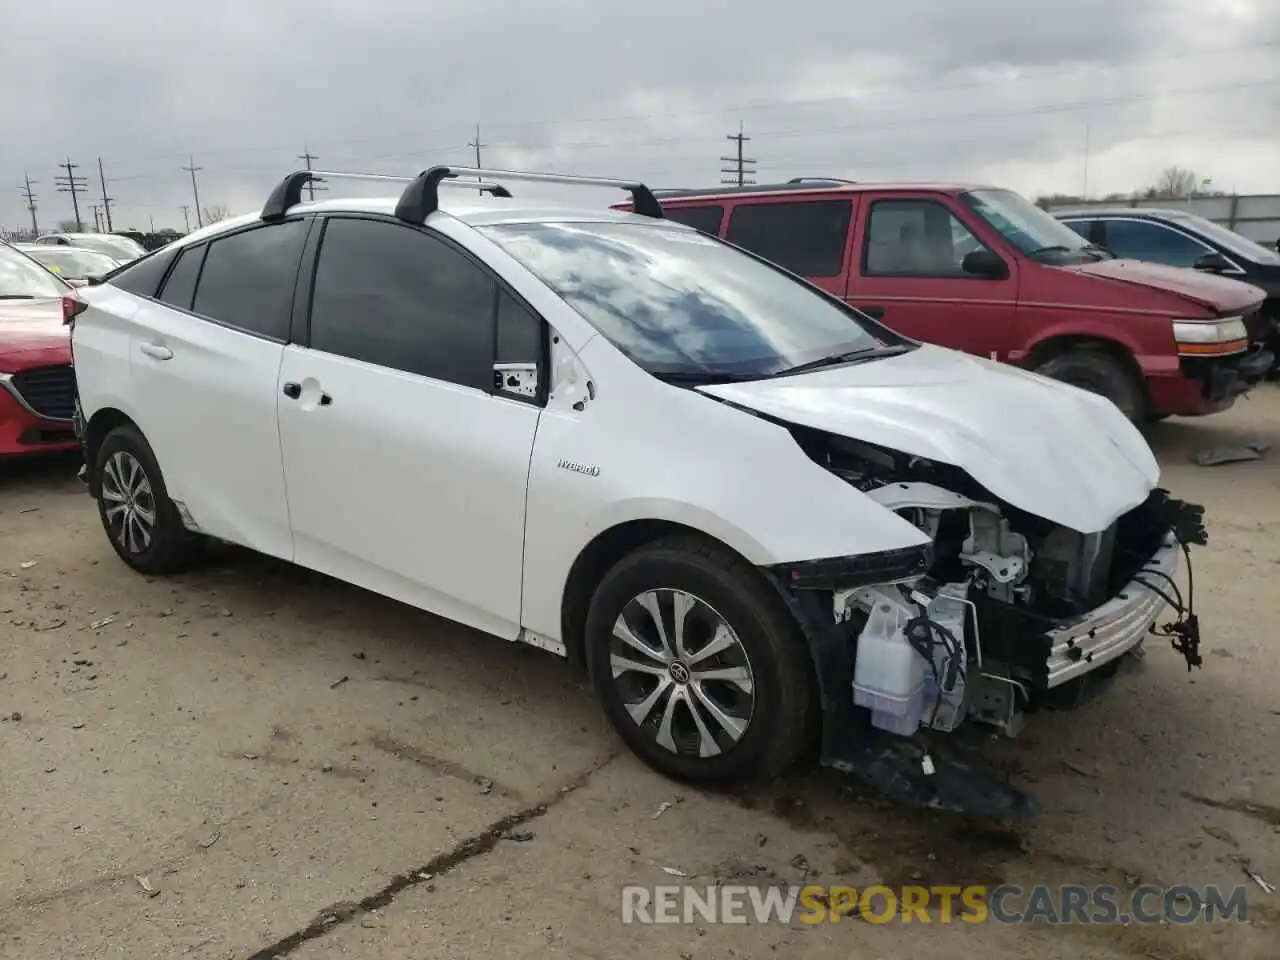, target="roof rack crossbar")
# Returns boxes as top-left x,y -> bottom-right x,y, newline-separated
394,165 -> 665,222
261,169 -> 510,221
